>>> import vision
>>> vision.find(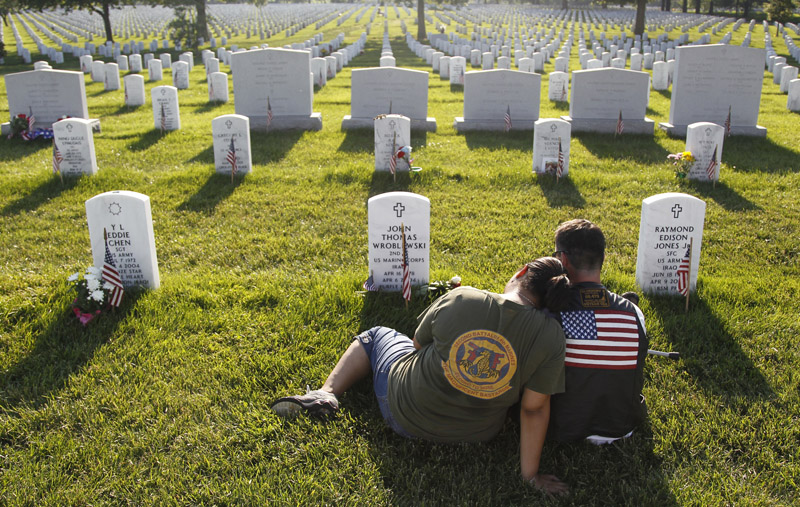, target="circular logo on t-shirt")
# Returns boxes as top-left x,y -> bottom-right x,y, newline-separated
441,330 -> 517,399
